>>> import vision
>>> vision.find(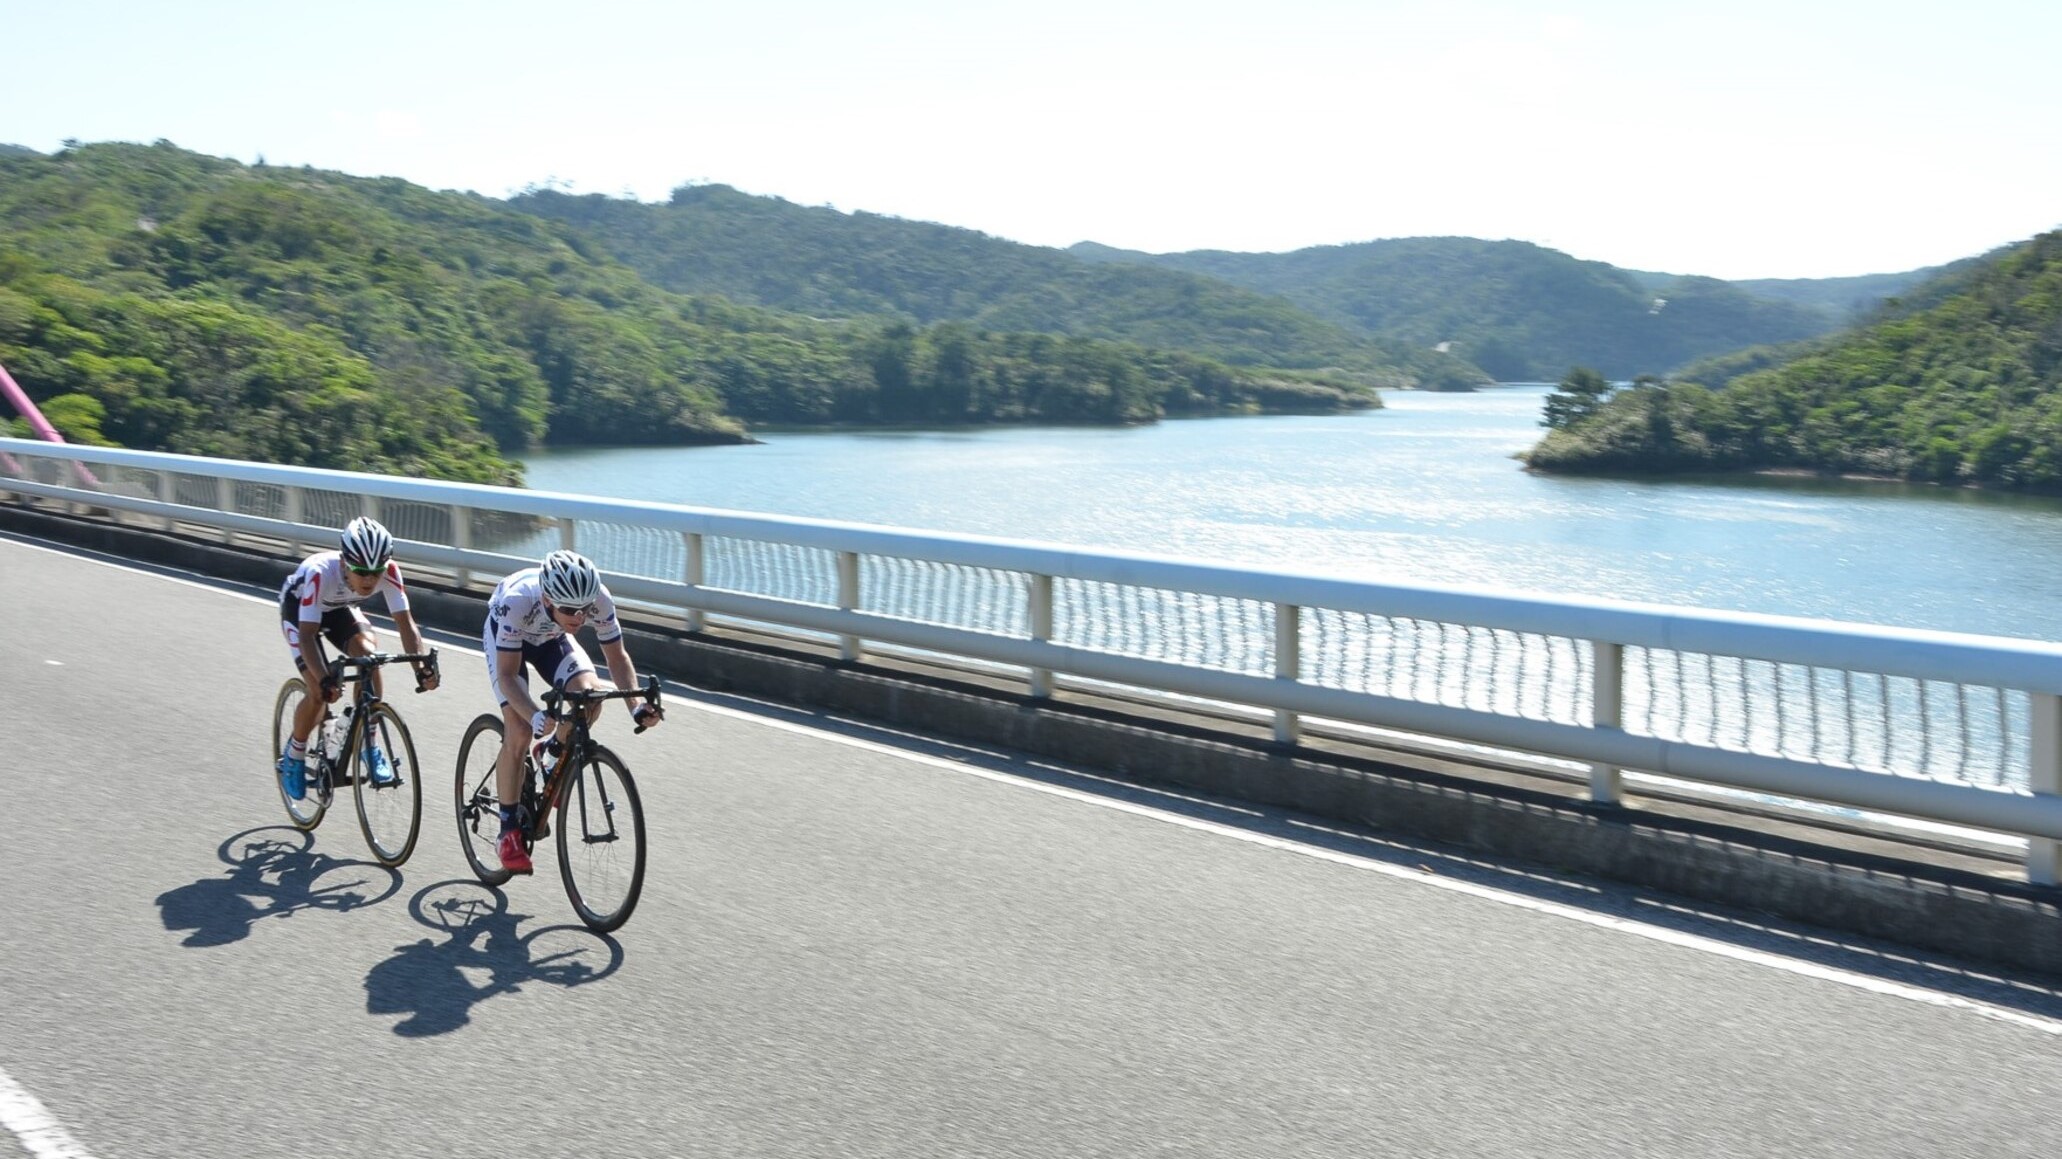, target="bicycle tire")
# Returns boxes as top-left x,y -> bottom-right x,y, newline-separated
555,745 -> 647,934
351,702 -> 424,867
454,714 -> 514,886
272,678 -> 327,830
